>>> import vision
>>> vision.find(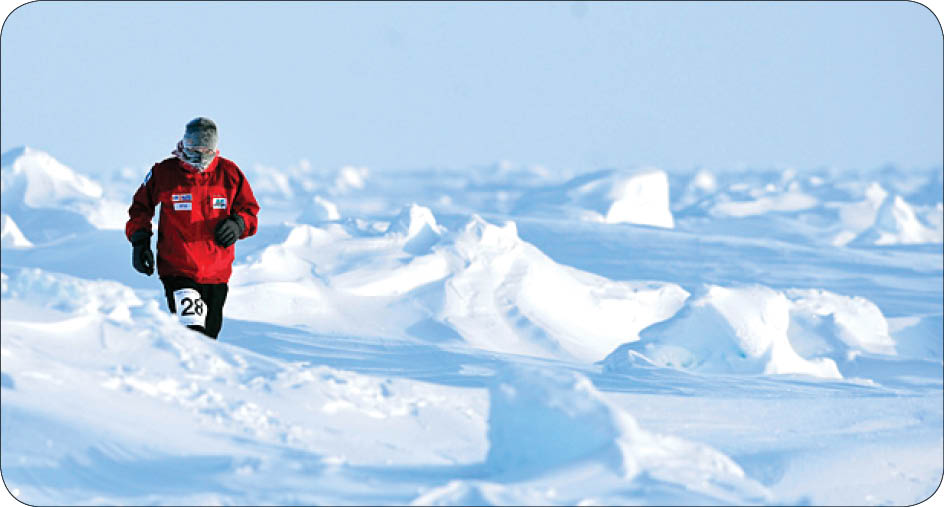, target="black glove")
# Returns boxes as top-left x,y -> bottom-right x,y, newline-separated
214,215 -> 245,247
130,230 -> 154,276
